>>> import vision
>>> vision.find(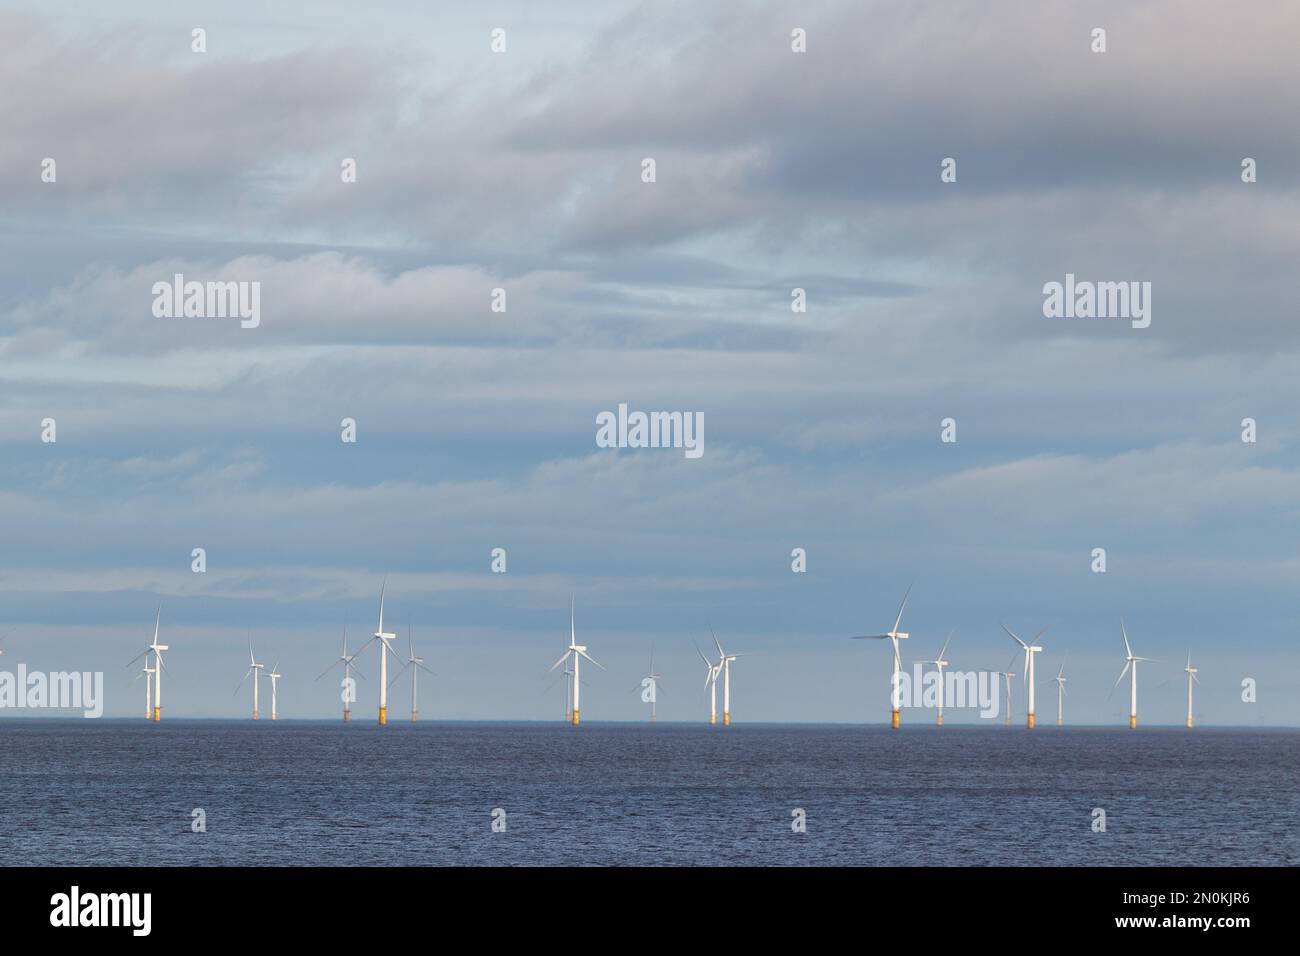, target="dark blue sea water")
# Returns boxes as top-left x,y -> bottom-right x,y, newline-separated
1,721 -> 1295,866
